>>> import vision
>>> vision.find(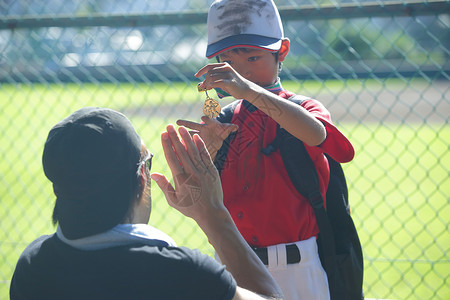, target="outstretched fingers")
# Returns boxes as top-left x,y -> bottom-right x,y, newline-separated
178,126 -> 207,173
195,63 -> 233,91
200,115 -> 214,124
195,63 -> 225,78
160,131 -> 185,178
193,134 -> 217,176
176,119 -> 203,131
165,125 -> 198,173
200,115 -> 239,138
150,173 -> 177,205
159,127 -> 200,209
